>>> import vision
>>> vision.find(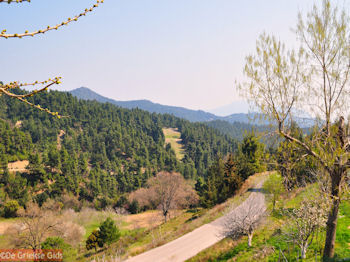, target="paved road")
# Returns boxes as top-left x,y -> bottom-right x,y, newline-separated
125,180 -> 266,262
